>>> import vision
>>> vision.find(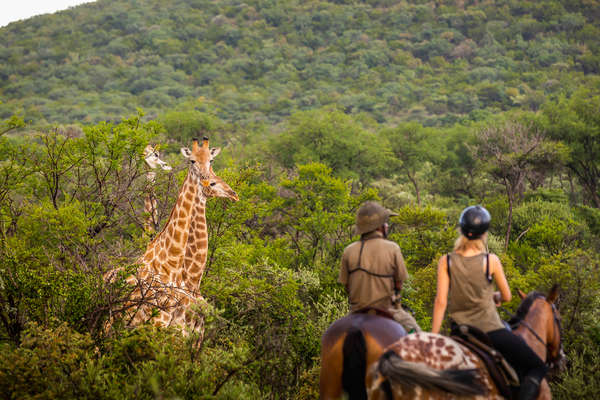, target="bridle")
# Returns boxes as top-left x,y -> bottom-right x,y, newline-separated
503,296 -> 565,371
